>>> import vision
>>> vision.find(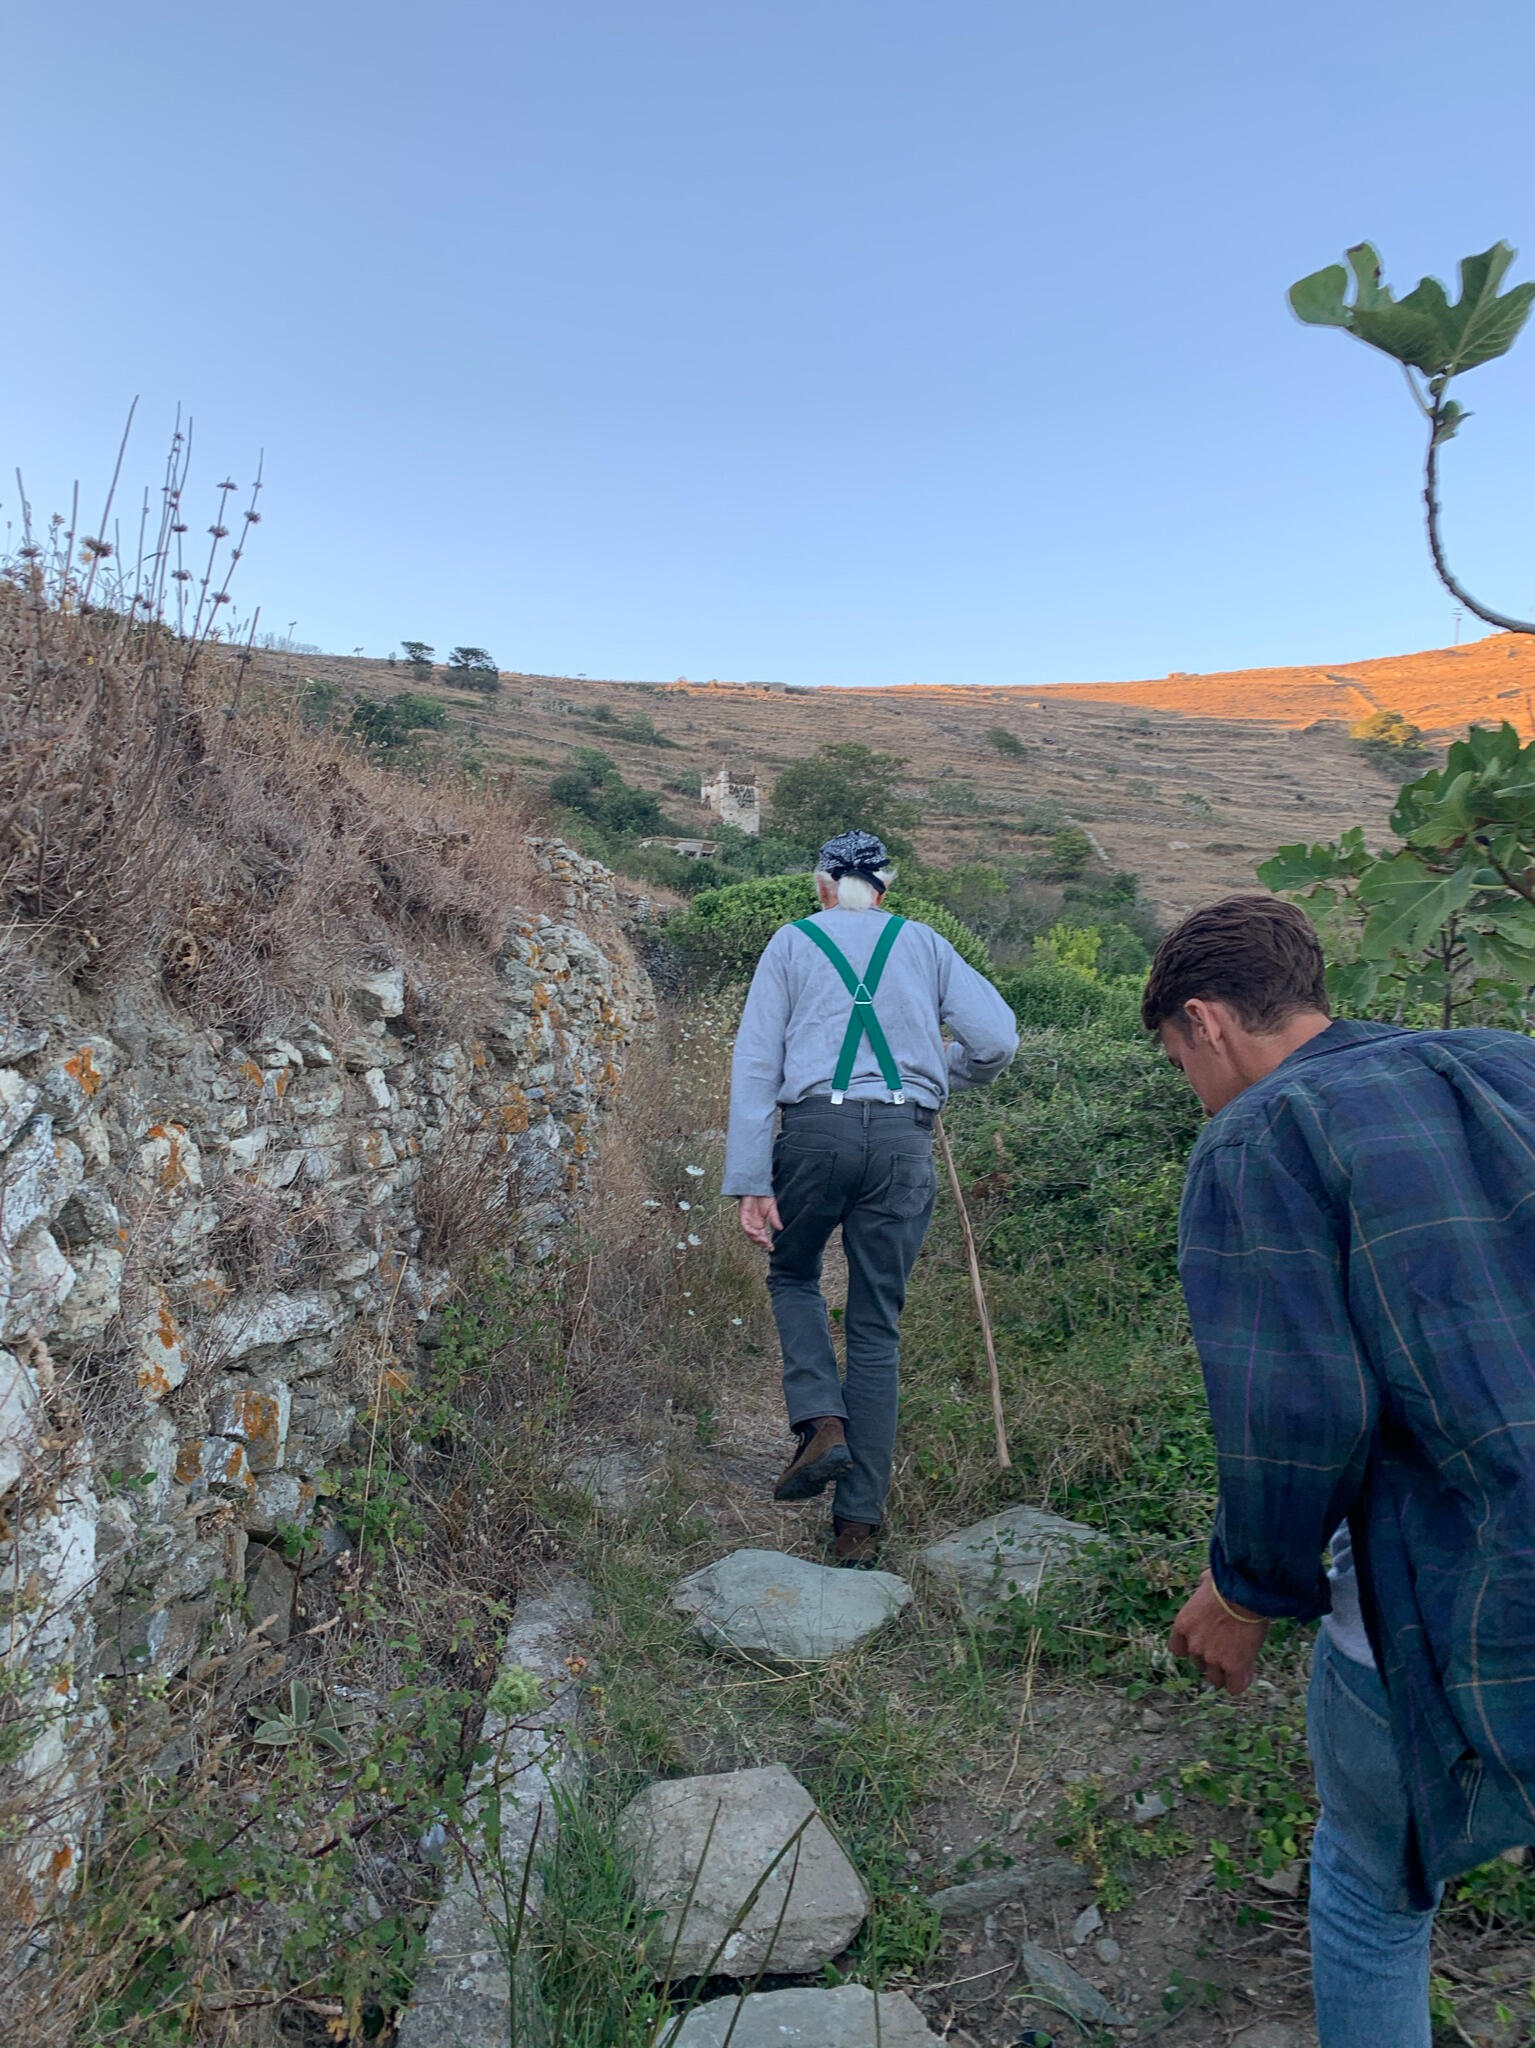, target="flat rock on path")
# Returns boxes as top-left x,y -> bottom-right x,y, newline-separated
927,1853 -> 1086,1920
673,1547 -> 911,1666
920,1503 -> 1101,1617
665,1985 -> 941,2046
619,1763 -> 868,1978
1020,1940 -> 1130,2029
